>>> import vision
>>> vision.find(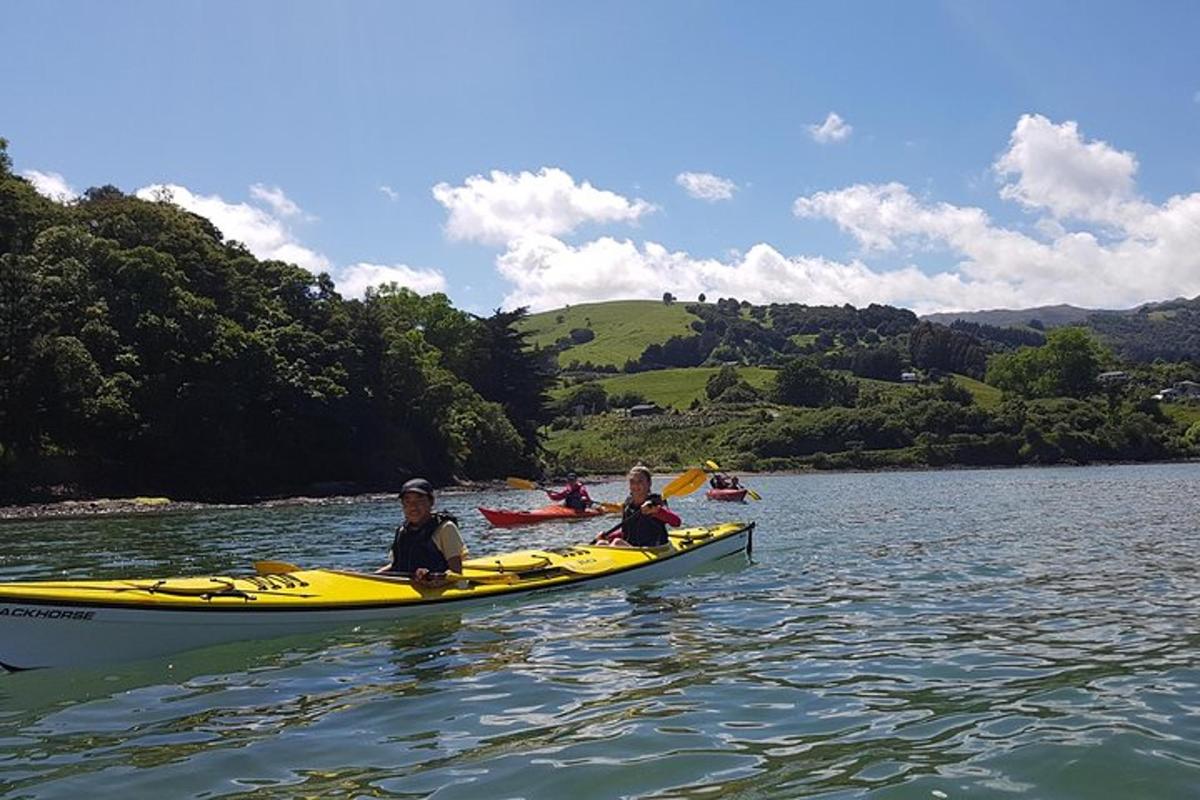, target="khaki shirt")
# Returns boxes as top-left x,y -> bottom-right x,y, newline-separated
431,520 -> 468,561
